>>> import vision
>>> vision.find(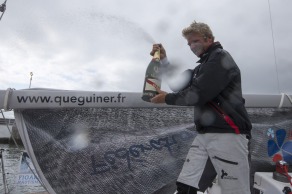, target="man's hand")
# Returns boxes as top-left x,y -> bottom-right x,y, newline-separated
150,44 -> 167,60
151,86 -> 168,103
